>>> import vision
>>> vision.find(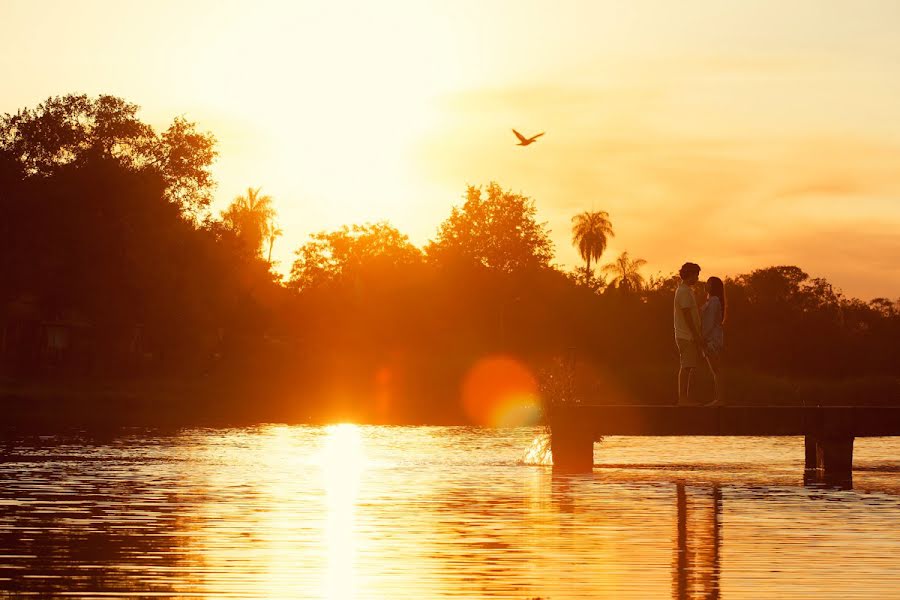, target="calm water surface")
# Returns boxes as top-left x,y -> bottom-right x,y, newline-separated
1,426 -> 900,598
